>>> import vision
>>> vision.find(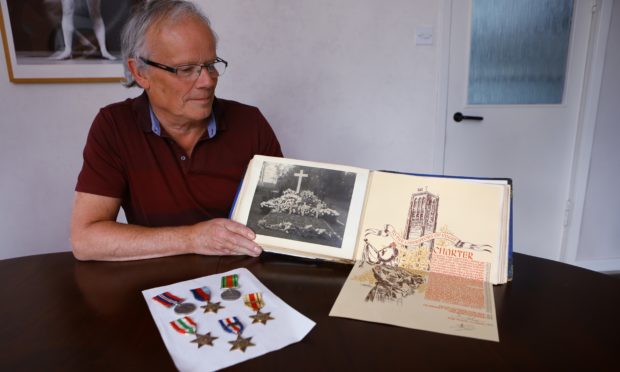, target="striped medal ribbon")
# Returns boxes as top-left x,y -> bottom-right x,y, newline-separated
172,316 -> 220,348
192,286 -> 225,313
152,291 -> 185,308
221,274 -> 241,301
245,292 -> 275,325
153,291 -> 196,314
219,316 -> 256,352
243,292 -> 264,312
219,317 -> 244,335
170,316 -> 197,335
221,274 -> 239,289
190,287 -> 211,302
